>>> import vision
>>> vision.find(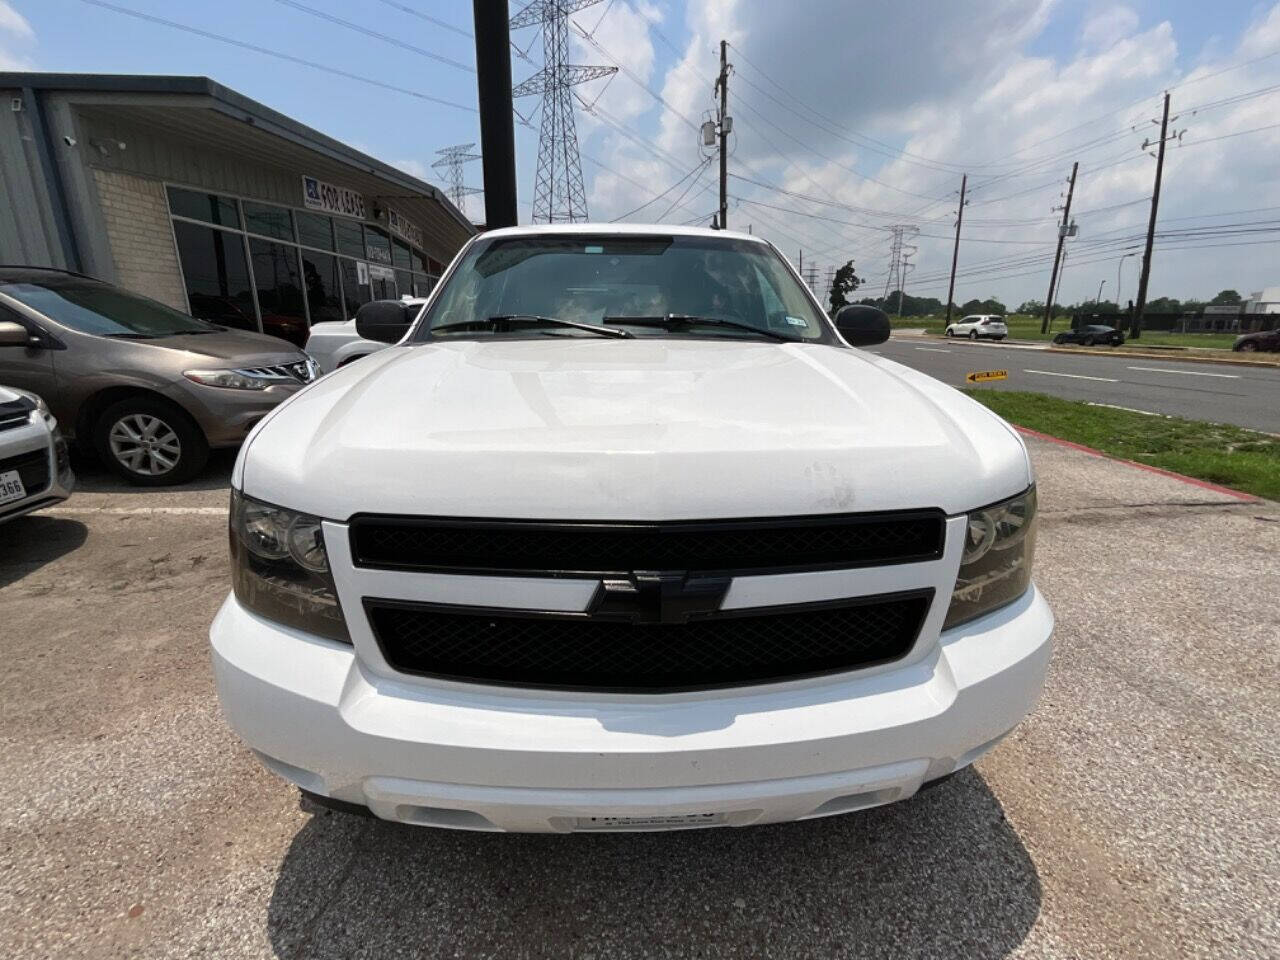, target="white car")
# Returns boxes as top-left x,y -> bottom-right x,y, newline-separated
945,314 -> 1008,340
211,224 -> 1053,833
305,297 -> 426,373
0,386 -> 74,523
